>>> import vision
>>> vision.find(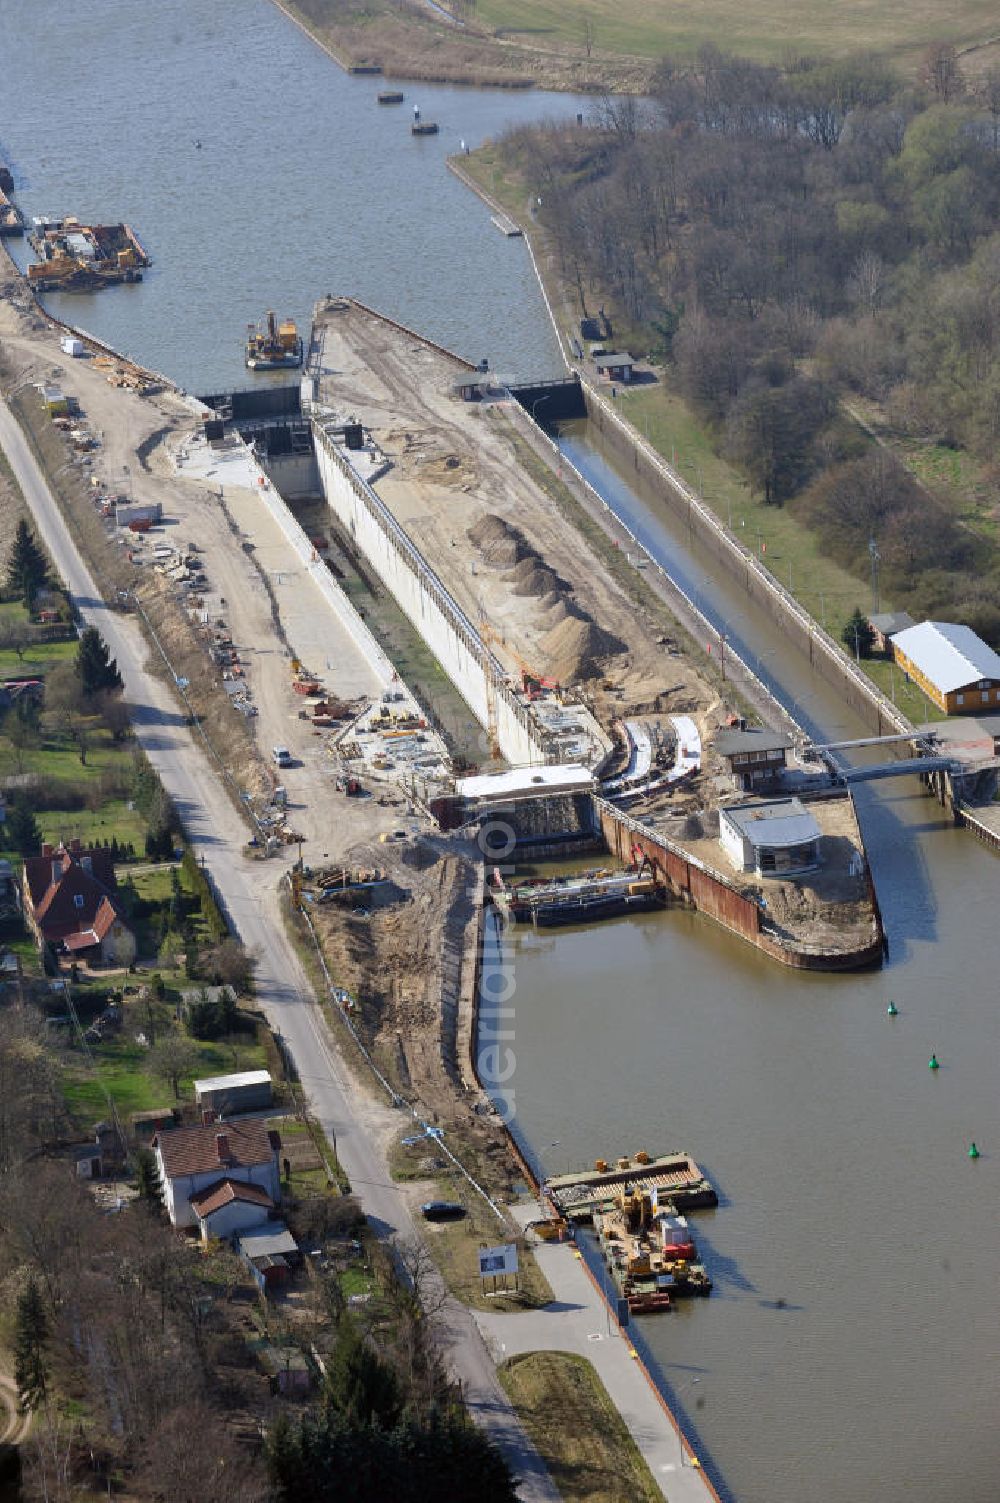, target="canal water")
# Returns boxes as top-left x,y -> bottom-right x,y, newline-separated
4,4 -> 999,1502
0,0 -> 578,391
